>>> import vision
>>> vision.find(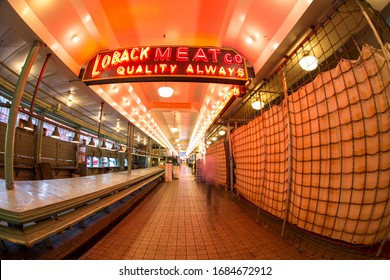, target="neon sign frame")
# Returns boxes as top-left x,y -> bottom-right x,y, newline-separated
80,46 -> 250,85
